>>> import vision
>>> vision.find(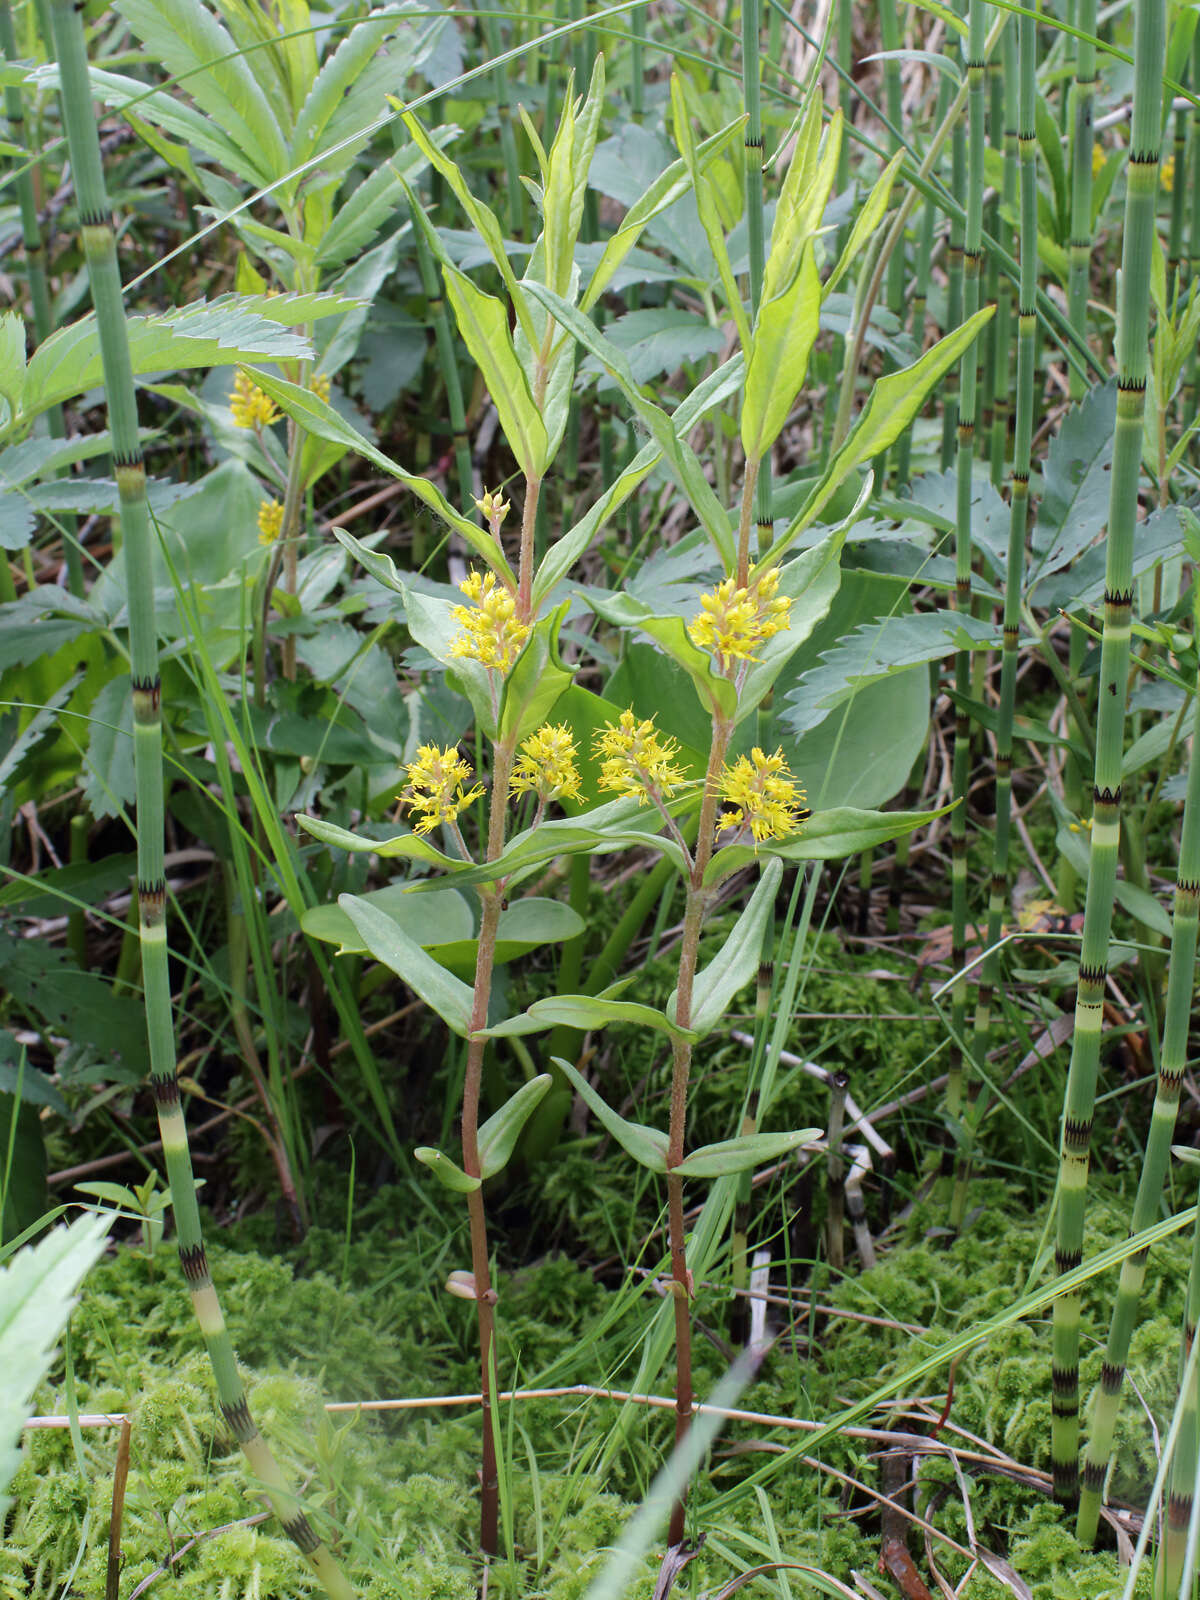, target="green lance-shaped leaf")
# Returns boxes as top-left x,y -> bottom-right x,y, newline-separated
499,601 -> 573,744
762,102 -> 843,305
825,150 -> 906,296
0,1212 -> 110,1515
585,591 -> 737,720
297,812 -> 460,871
442,266 -> 548,479
704,803 -> 955,888
482,992 -> 697,1044
551,1056 -> 669,1174
404,583 -> 498,739
759,306 -> 995,568
523,282 -> 736,568
478,1075 -> 554,1179
741,244 -> 820,466
581,117 -> 745,312
668,73 -> 751,351
414,1146 -> 481,1193
400,109 -> 537,347
340,892 -> 475,1036
250,370 -> 514,583
331,526 -> 407,598
669,859 -> 781,1036
533,355 -> 745,607
536,57 -> 606,300
673,1127 -> 822,1179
